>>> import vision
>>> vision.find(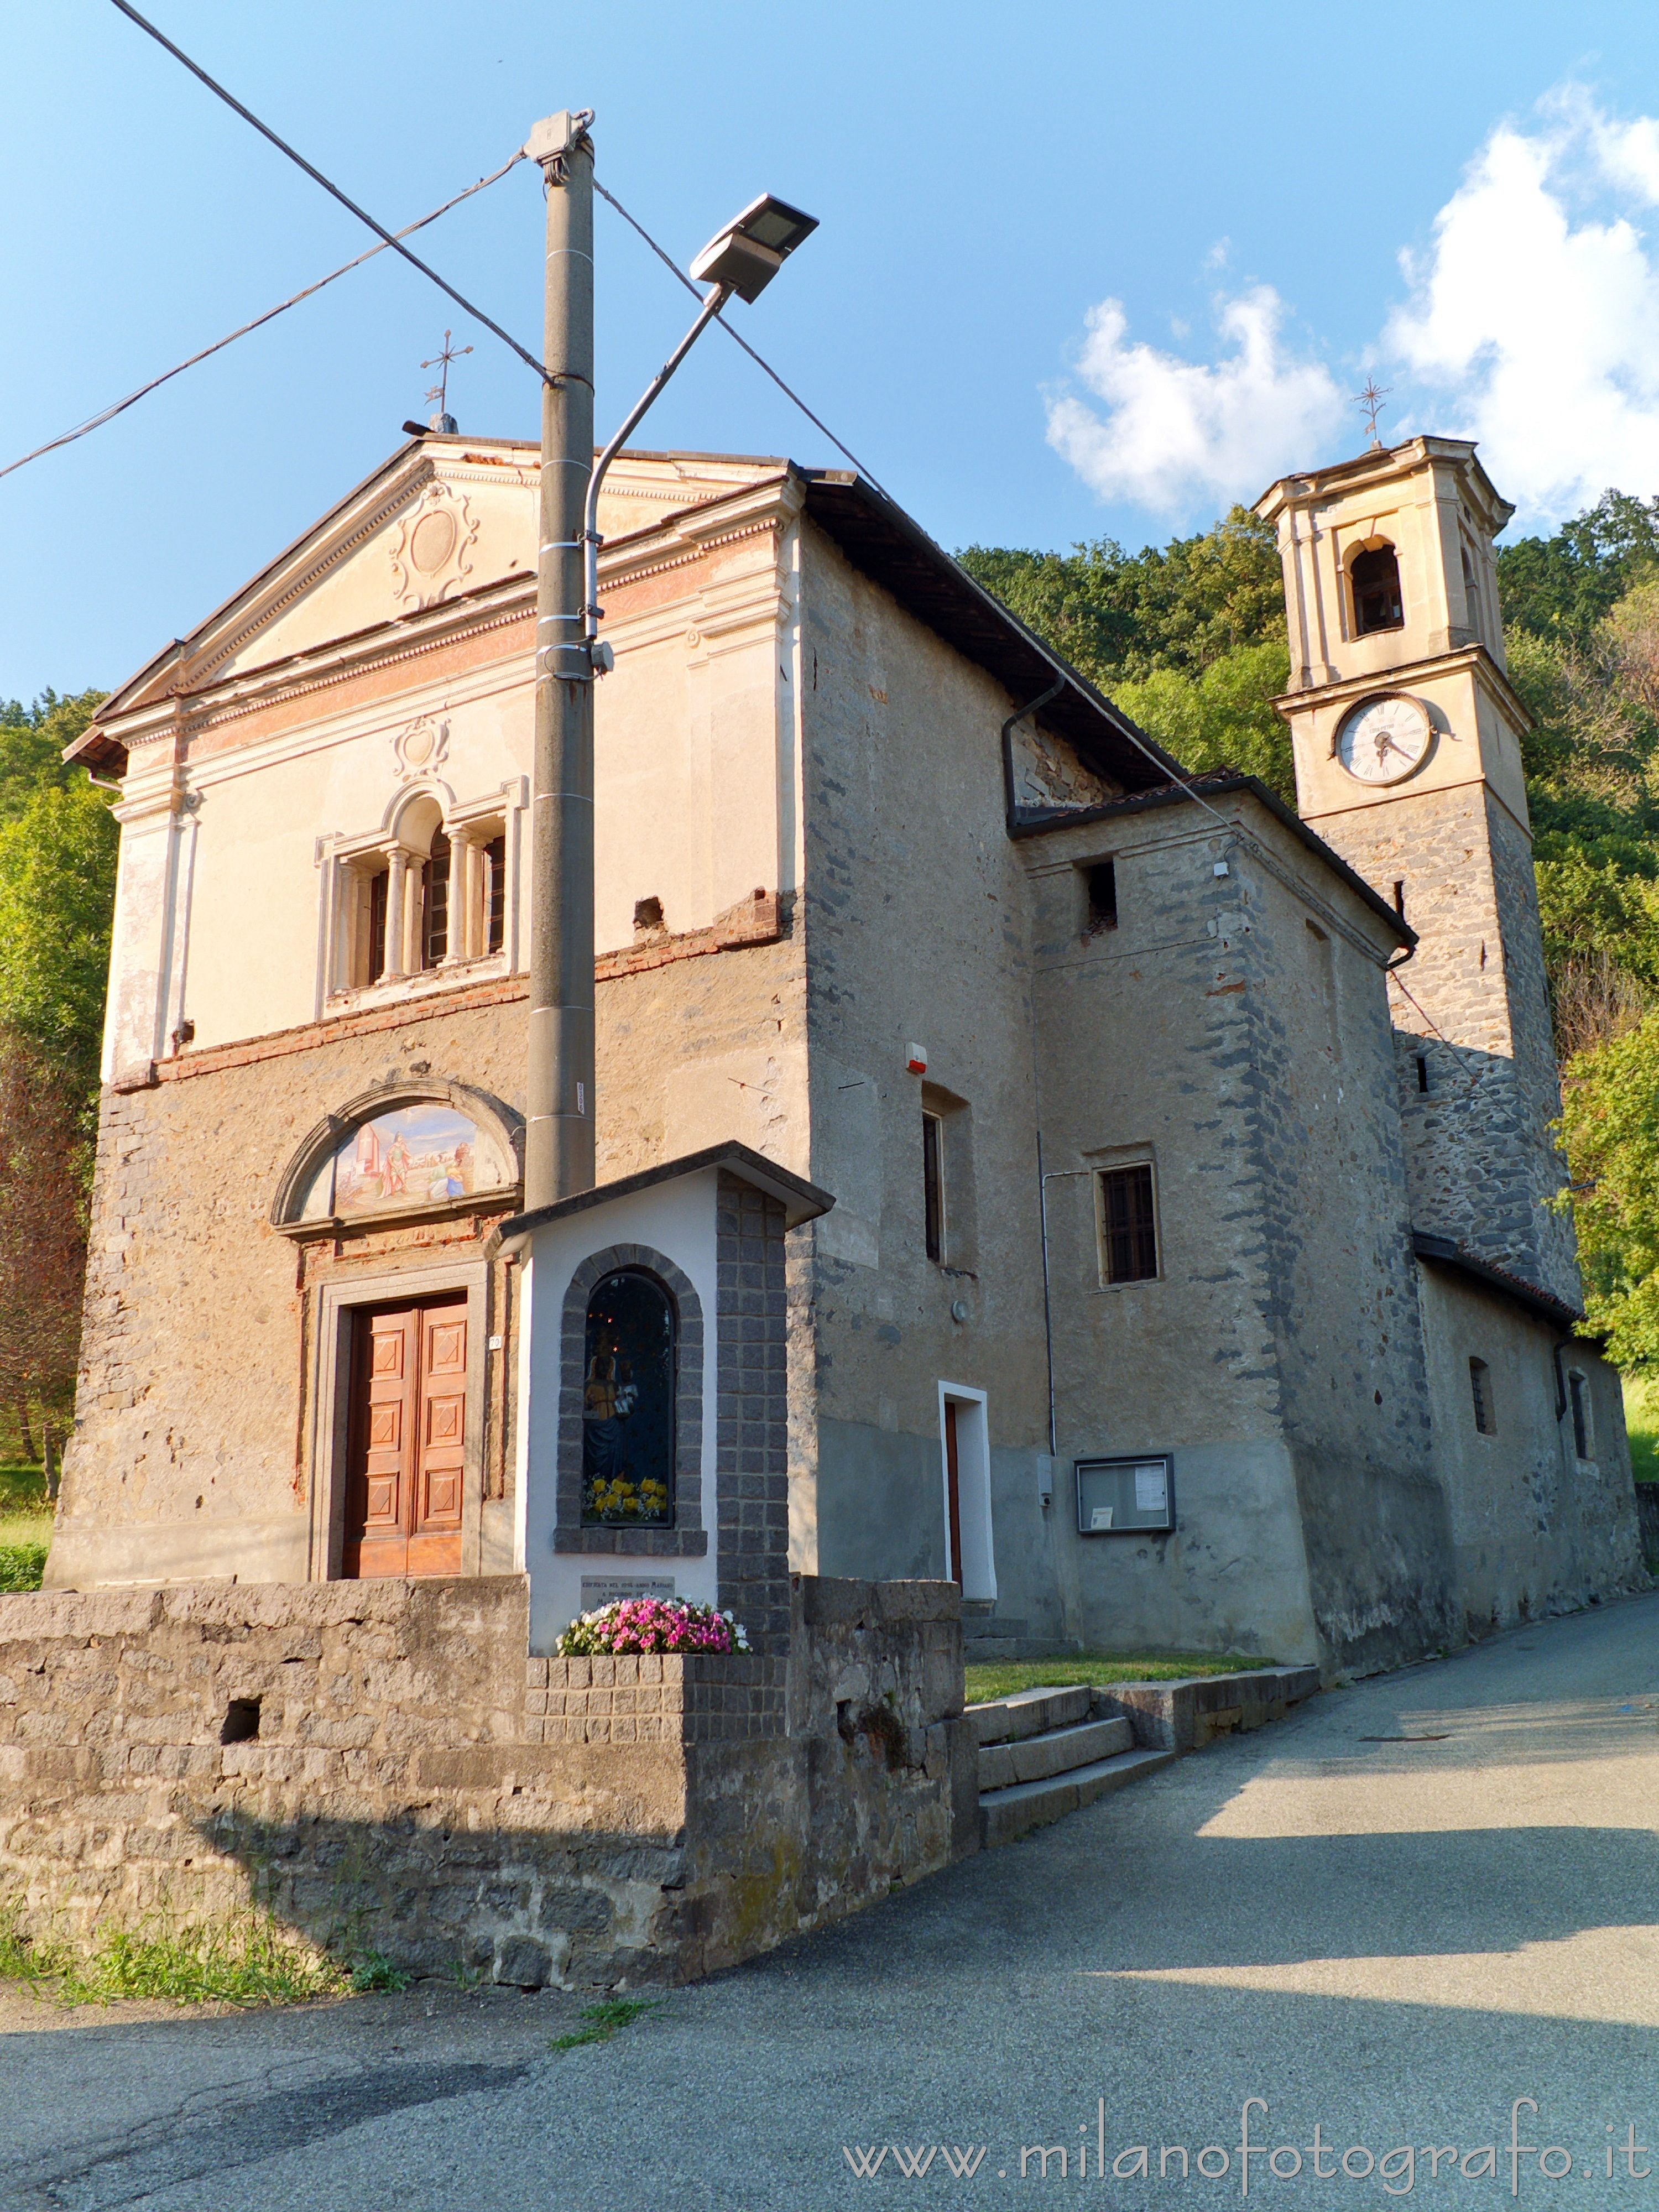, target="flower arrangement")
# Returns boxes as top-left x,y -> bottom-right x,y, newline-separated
583,1473 -> 671,1524
555,1595 -> 750,1656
